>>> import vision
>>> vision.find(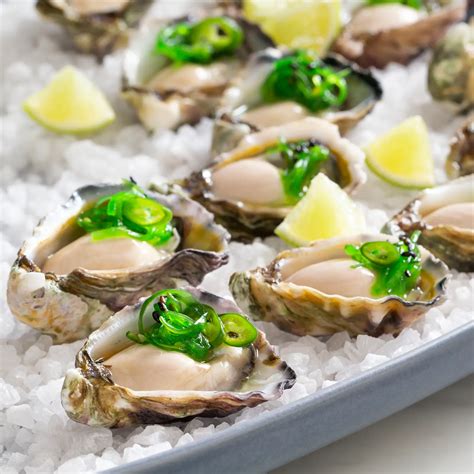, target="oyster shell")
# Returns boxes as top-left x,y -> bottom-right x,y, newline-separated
7,183 -> 229,343
230,234 -> 449,337
213,48 -> 382,142
428,21 -> 473,109
122,12 -> 273,131
446,117 -> 474,178
332,1 -> 467,69
61,288 -> 296,427
184,117 -> 366,241
36,0 -> 153,57
383,175 -> 474,271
